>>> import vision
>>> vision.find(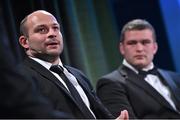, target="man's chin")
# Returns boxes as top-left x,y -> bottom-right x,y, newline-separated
48,54 -> 60,59
133,63 -> 146,69
47,51 -> 60,56
48,49 -> 62,55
